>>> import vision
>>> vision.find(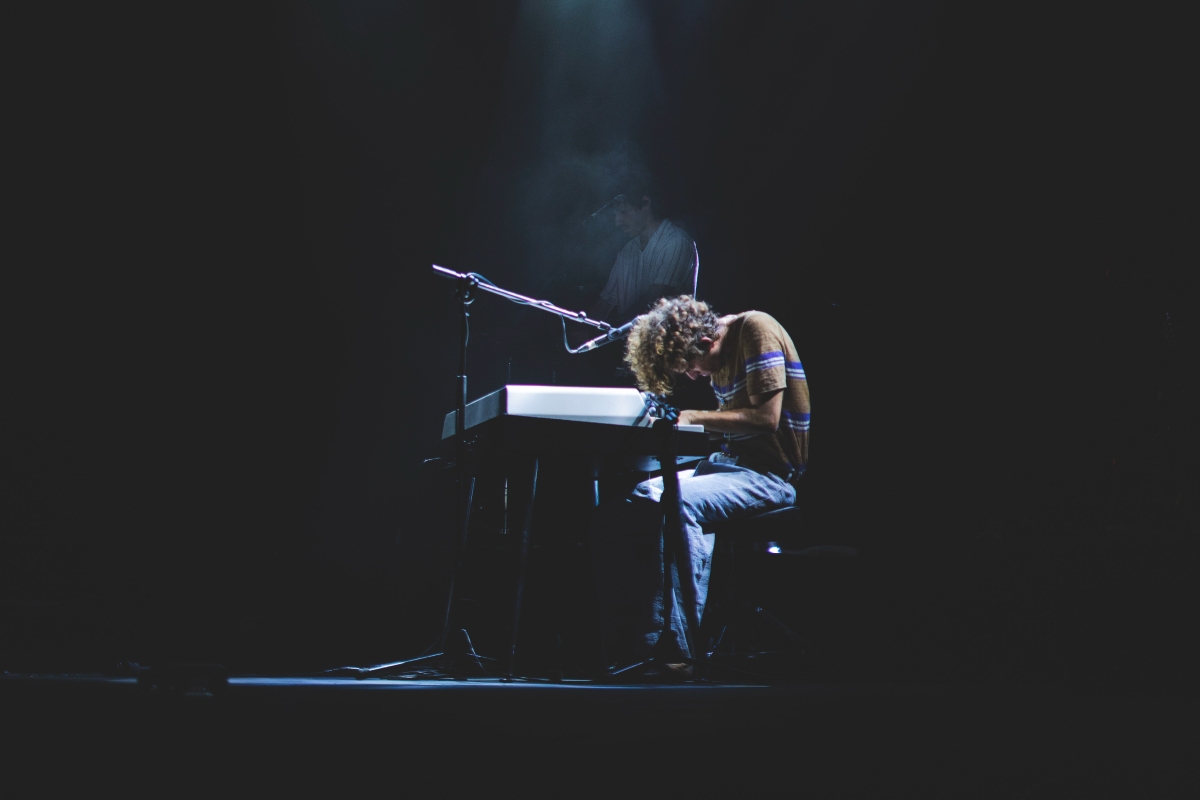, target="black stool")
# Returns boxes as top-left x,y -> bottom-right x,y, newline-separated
702,504 -> 857,668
